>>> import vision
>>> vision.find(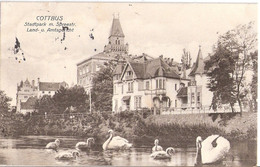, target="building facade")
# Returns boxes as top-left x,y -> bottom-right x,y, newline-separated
112,57 -> 190,113
77,16 -> 129,94
16,78 -> 68,114
177,47 -> 213,110
112,47 -> 215,114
